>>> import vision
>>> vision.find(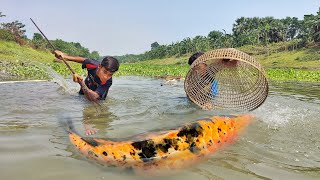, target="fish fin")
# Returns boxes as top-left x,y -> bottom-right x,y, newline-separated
80,137 -> 99,147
